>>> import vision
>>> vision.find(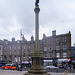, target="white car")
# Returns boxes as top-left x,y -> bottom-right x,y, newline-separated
45,65 -> 59,69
